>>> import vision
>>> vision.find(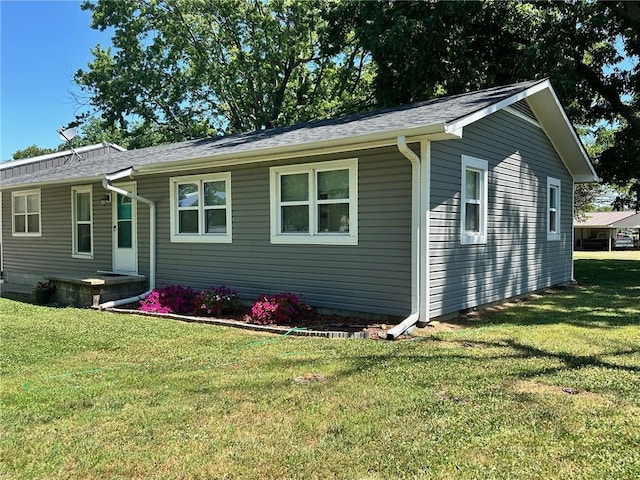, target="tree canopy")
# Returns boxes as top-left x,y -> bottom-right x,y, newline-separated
11,145 -> 58,160
74,0 -> 373,143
